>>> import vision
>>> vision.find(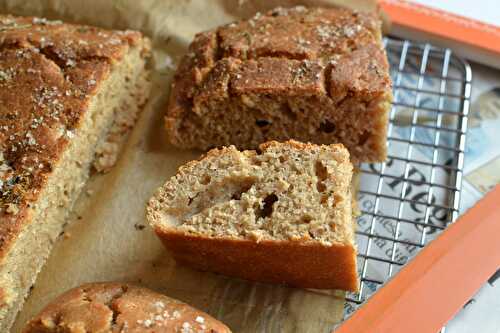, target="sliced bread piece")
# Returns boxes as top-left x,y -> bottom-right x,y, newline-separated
165,6 -> 392,162
0,15 -> 151,330
147,140 -> 358,291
